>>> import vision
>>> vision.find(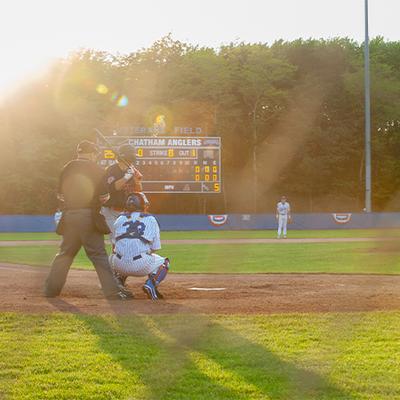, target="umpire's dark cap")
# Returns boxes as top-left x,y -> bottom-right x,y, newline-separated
77,140 -> 98,154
